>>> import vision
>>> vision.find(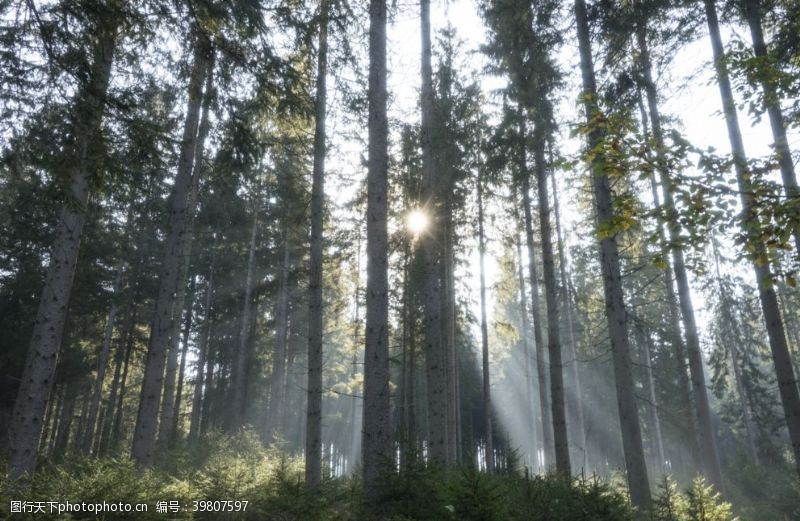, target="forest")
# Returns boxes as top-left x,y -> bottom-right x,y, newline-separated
1,0 -> 799,519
